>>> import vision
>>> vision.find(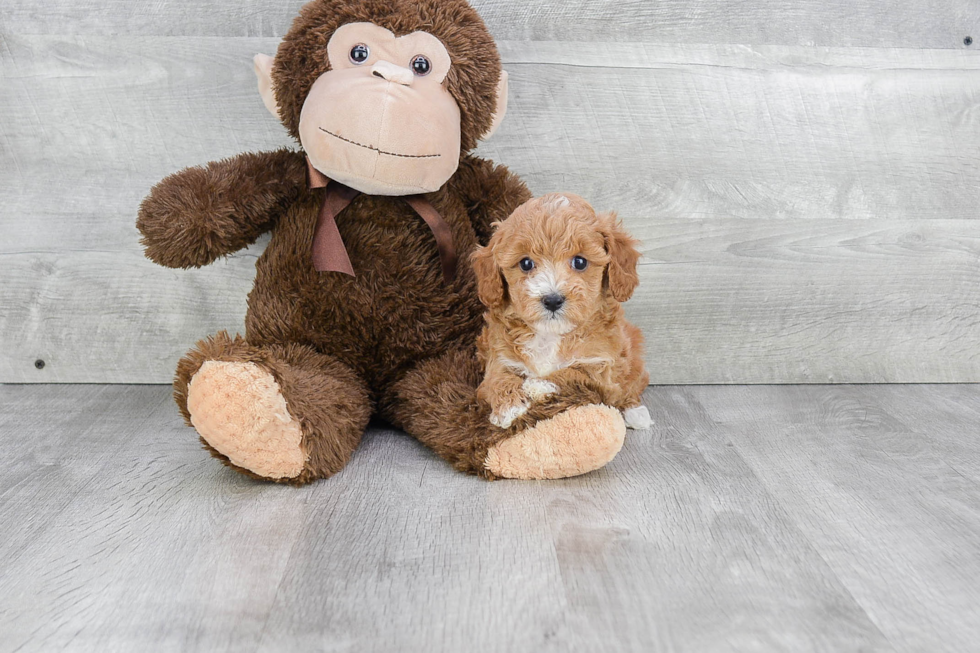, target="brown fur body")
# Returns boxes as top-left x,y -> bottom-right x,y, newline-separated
240,154 -> 510,395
